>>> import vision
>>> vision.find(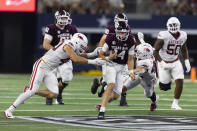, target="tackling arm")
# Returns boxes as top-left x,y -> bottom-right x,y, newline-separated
153,39 -> 164,62
64,45 -> 88,64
